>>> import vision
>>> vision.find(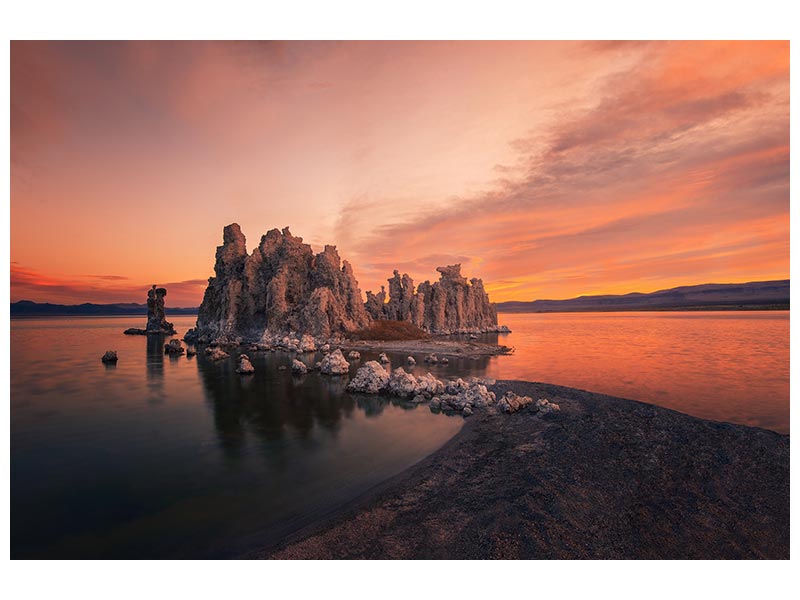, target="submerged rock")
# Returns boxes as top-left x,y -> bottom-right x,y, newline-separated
319,348 -> 350,375
101,350 -> 118,363
424,354 -> 438,364
206,347 -> 230,361
236,354 -> 255,374
347,361 -> 391,394
164,339 -> 185,355
291,359 -> 308,375
123,328 -> 147,335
